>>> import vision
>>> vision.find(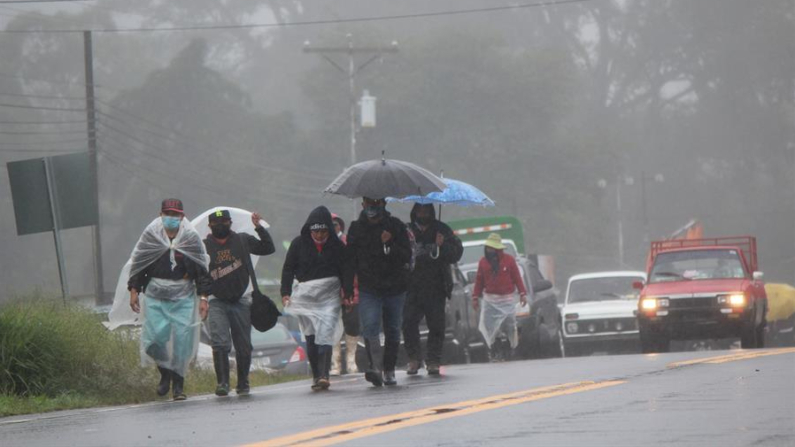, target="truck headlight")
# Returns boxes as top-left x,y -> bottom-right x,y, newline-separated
641,297 -> 668,310
641,298 -> 658,310
718,294 -> 746,307
566,322 -> 578,334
